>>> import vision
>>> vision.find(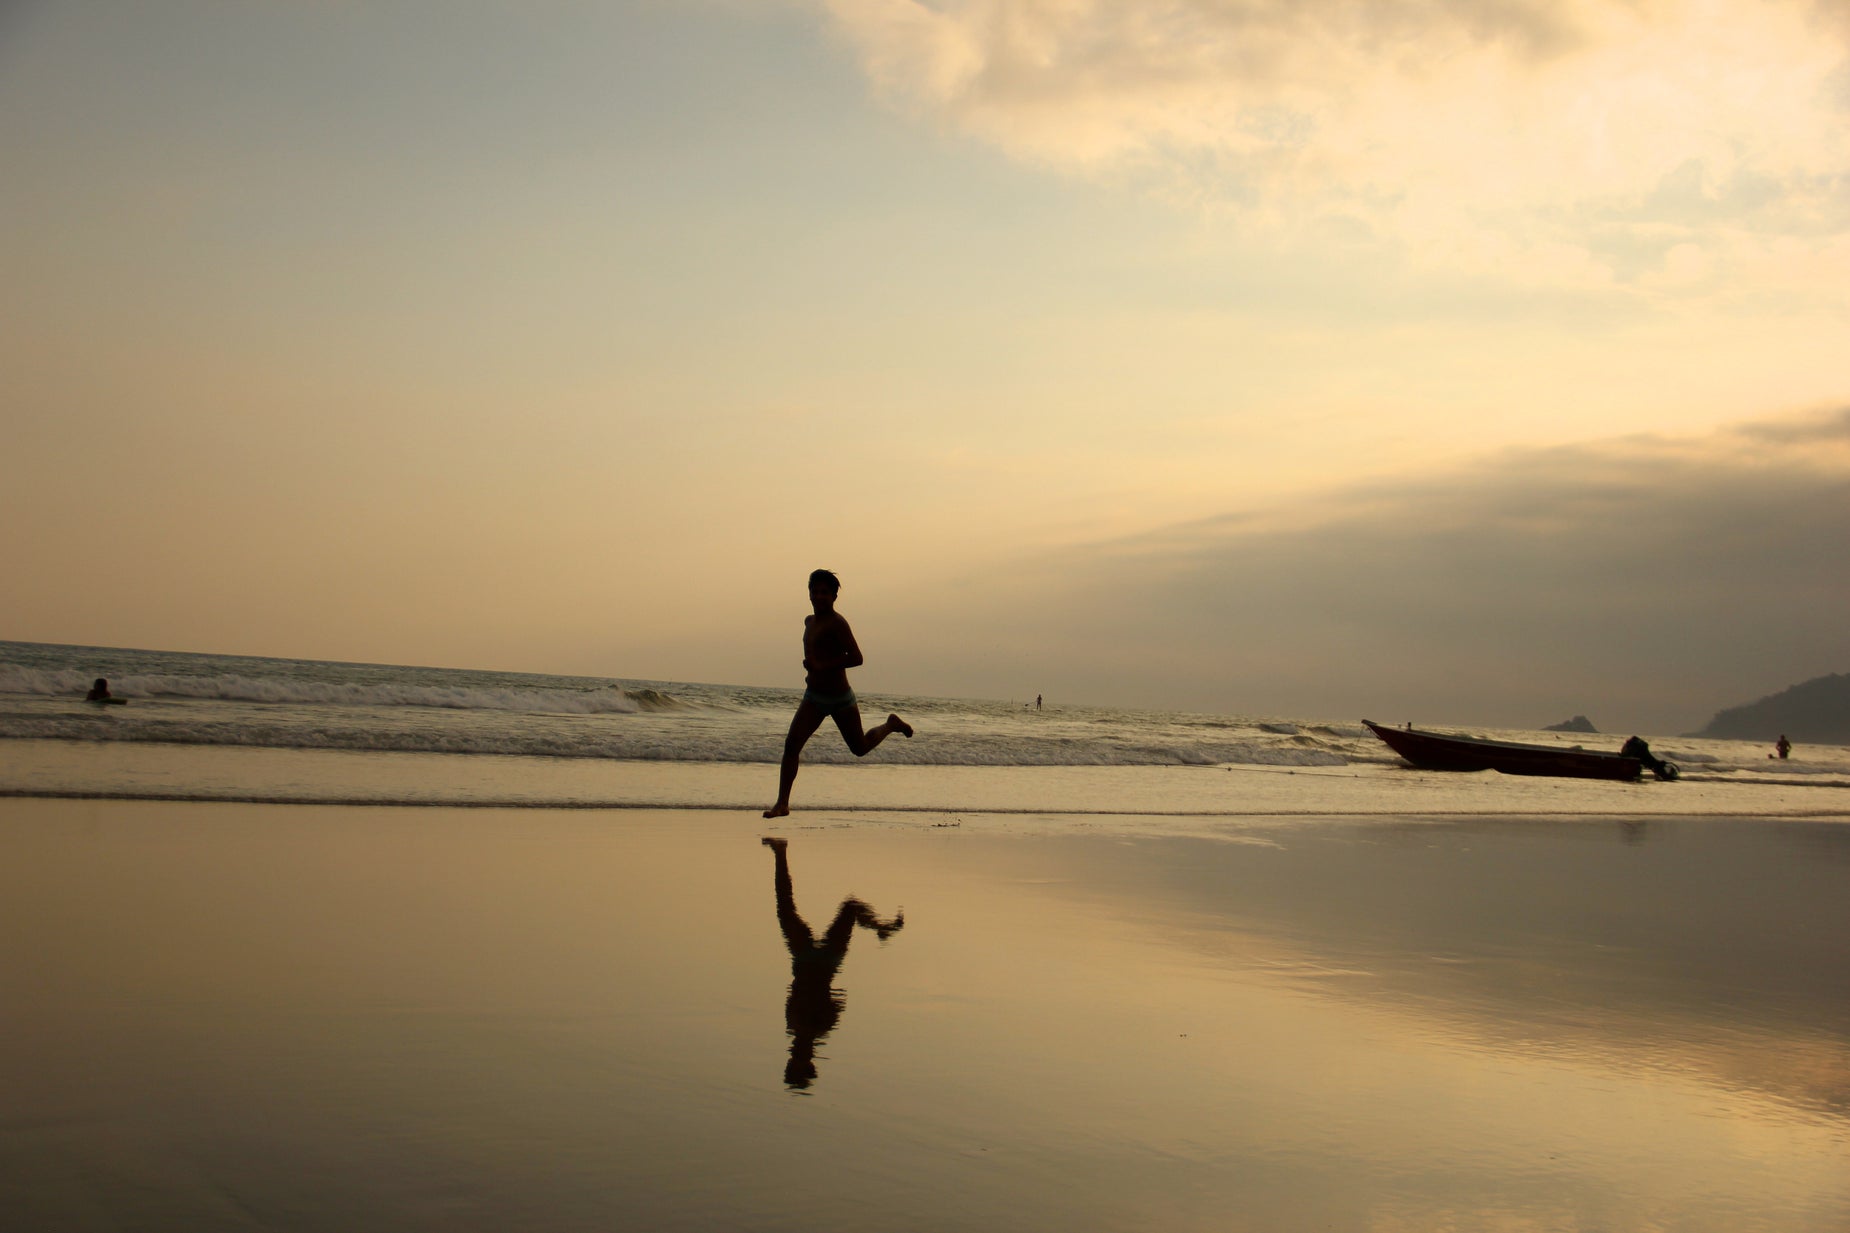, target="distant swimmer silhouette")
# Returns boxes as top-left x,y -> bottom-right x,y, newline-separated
763,569 -> 911,819
85,678 -> 111,701
762,837 -> 903,1090
1776,734 -> 1792,760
